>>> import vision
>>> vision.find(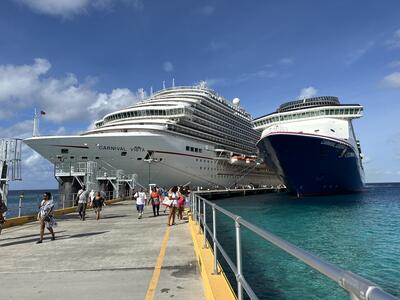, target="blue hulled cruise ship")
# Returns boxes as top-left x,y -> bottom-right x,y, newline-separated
253,96 -> 365,196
